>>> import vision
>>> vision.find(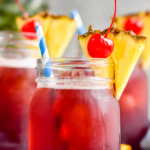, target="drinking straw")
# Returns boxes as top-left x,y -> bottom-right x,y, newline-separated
35,26 -> 53,77
70,10 -> 85,34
